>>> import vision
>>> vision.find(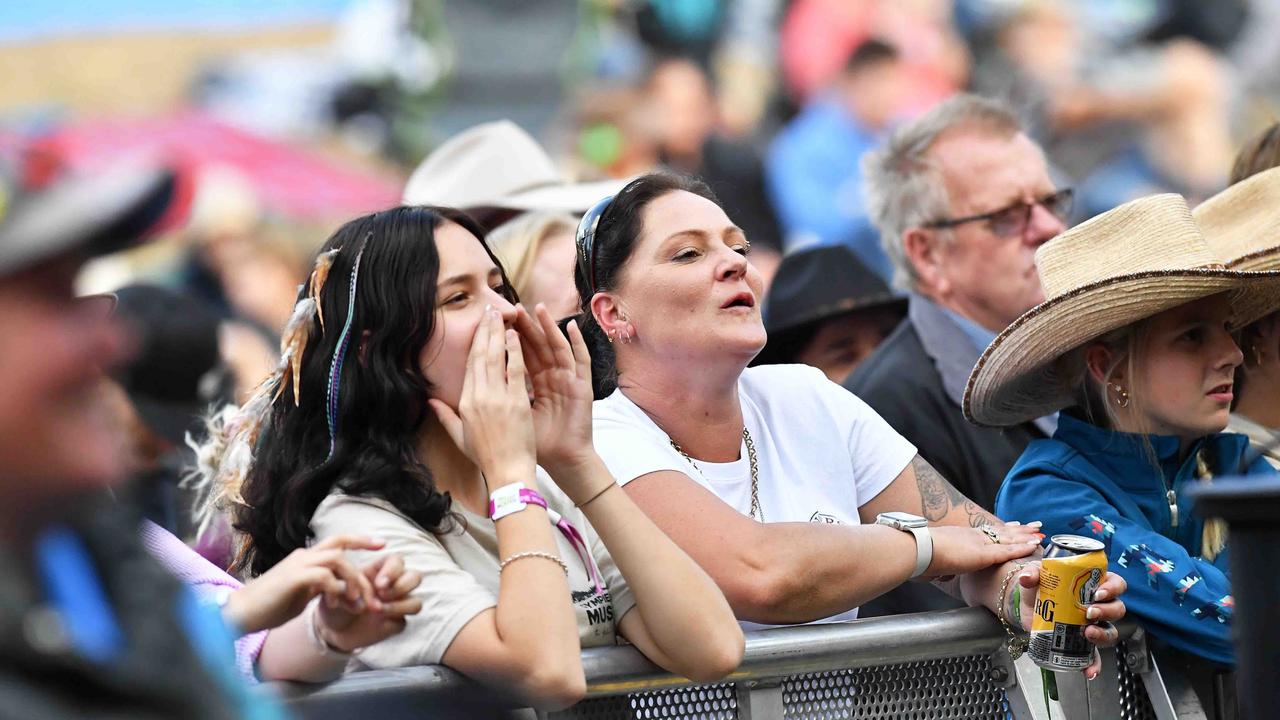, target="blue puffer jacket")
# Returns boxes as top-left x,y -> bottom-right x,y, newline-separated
995,412 -> 1277,666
